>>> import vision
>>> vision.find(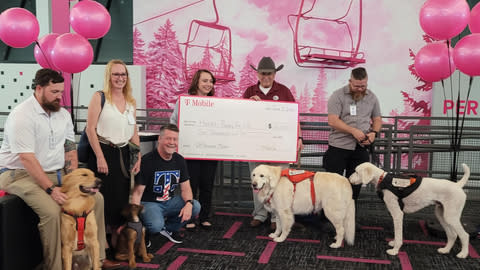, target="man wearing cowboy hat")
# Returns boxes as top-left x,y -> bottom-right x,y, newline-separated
243,56 -> 303,230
